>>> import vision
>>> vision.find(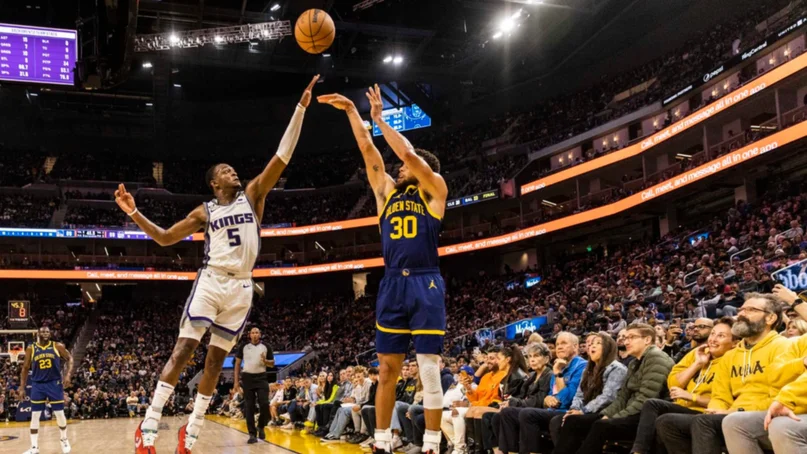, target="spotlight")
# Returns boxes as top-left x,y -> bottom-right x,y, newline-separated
169,34 -> 180,45
393,56 -> 403,64
383,55 -> 393,63
322,53 -> 331,57
500,18 -> 515,33
173,83 -> 182,88
142,62 -> 153,69
214,35 -> 224,43
270,3 -> 281,11
492,31 -> 503,39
